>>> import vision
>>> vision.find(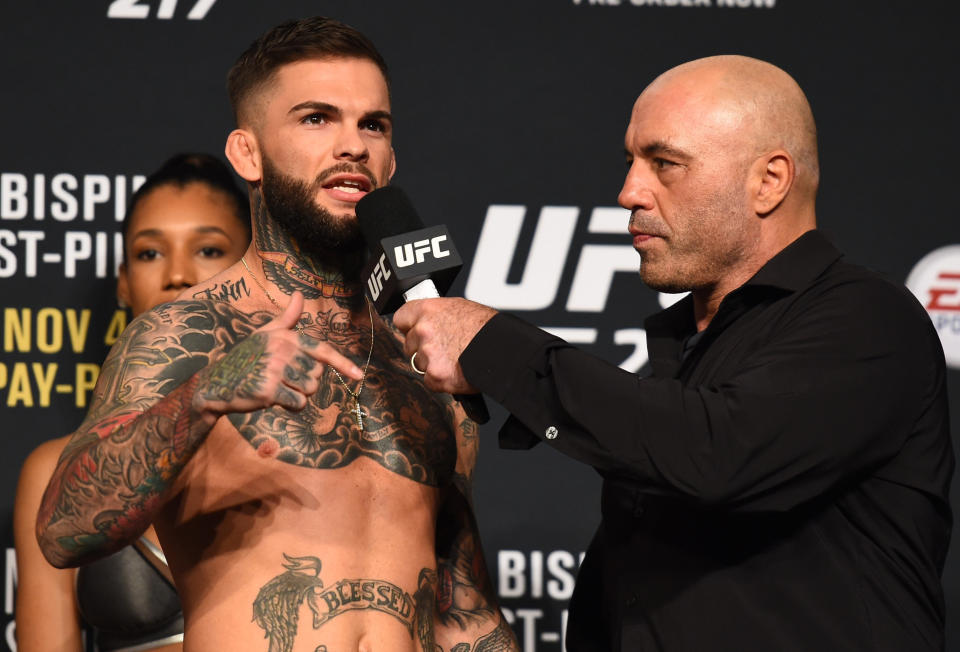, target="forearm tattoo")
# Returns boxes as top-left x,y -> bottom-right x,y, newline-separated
435,488 -> 496,629
37,301 -> 268,563
432,407 -> 518,651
